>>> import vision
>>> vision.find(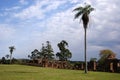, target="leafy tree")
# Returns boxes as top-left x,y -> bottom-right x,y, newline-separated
30,49 -> 40,60
40,43 -> 47,59
56,40 -> 72,61
90,58 -> 97,62
28,55 -> 31,59
44,41 -> 54,60
5,54 -> 10,60
28,41 -> 54,61
98,49 -> 116,65
1,57 -> 6,64
73,4 -> 94,73
9,46 -> 15,64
